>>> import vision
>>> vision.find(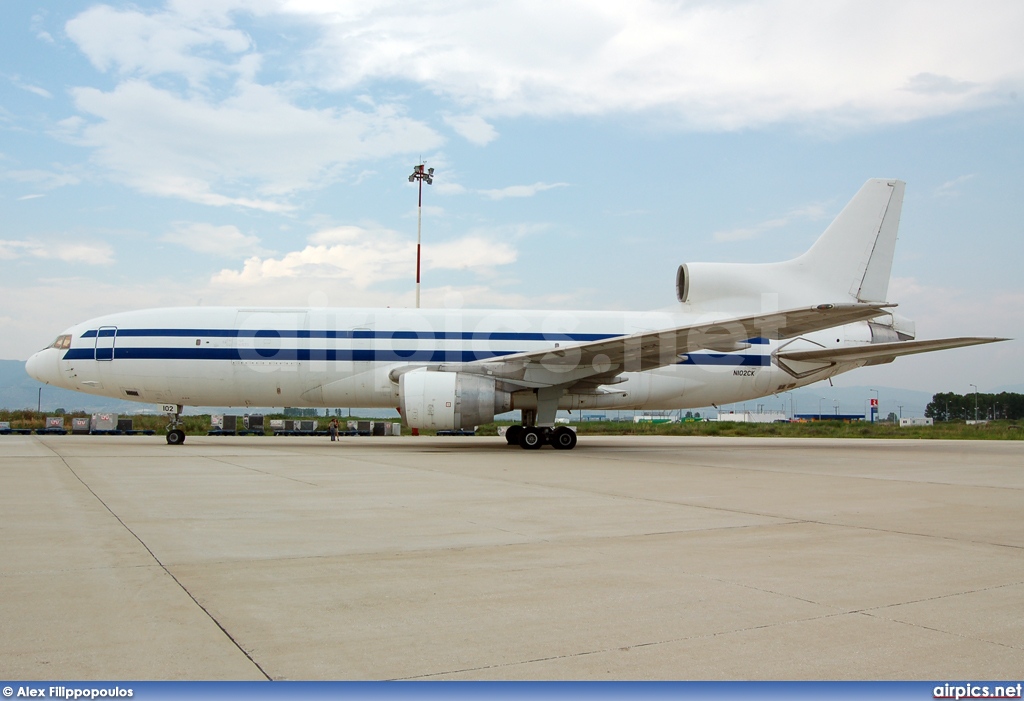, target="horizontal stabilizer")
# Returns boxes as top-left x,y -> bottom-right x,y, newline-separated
776,337 -> 1007,364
